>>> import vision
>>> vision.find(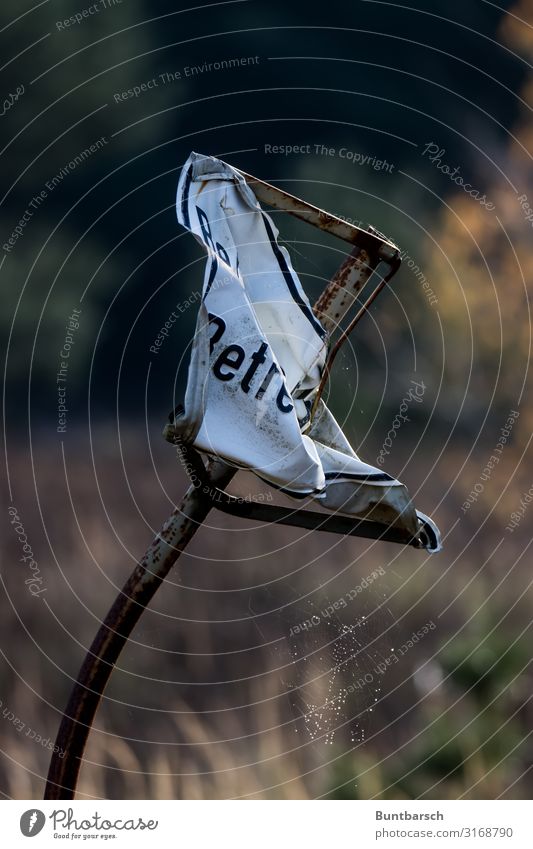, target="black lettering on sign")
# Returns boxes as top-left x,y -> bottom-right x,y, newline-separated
208,313 -> 226,354
255,364 -> 278,400
196,205 -> 216,253
211,340 -> 295,414
196,205 -> 231,267
276,383 -> 294,413
213,345 -> 245,381
241,342 -> 268,392
254,361 -> 294,413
